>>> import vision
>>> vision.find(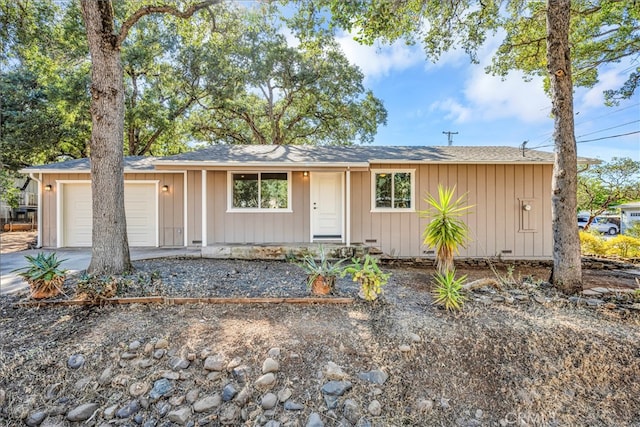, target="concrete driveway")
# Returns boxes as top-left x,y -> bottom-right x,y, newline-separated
0,247 -> 199,295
